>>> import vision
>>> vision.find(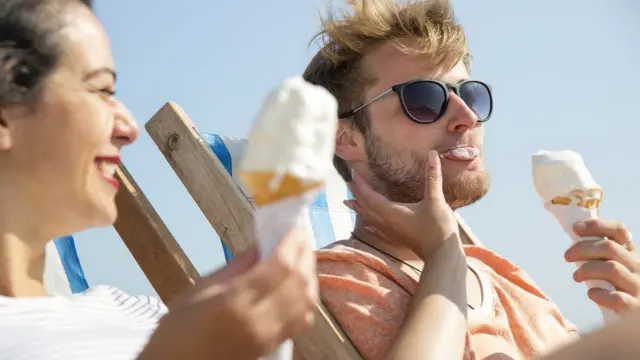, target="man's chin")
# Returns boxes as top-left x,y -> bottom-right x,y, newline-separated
443,169 -> 490,209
